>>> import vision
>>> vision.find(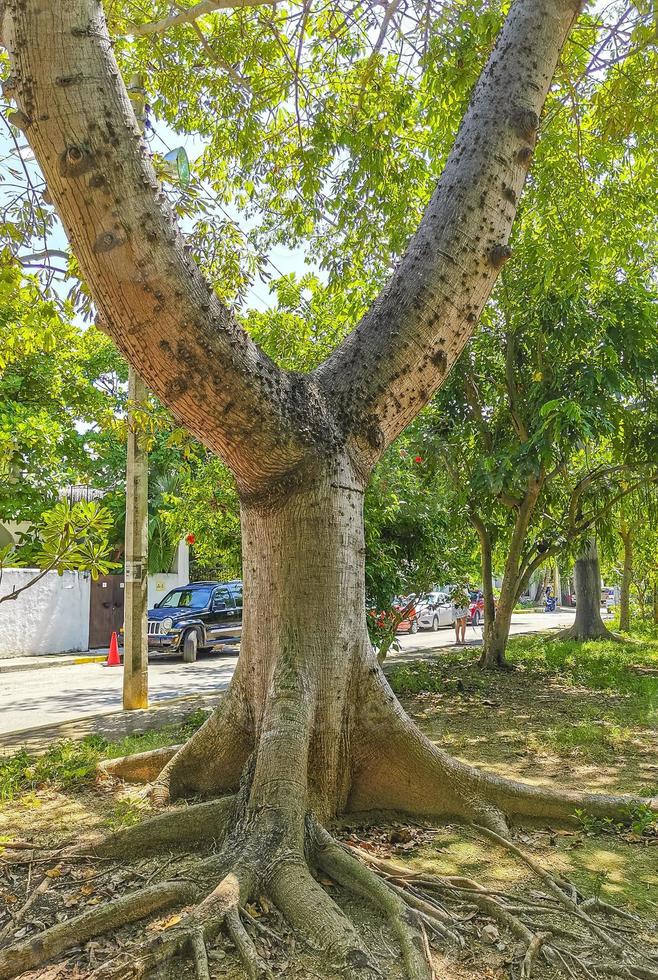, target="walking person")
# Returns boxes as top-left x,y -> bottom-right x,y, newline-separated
451,585 -> 470,646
